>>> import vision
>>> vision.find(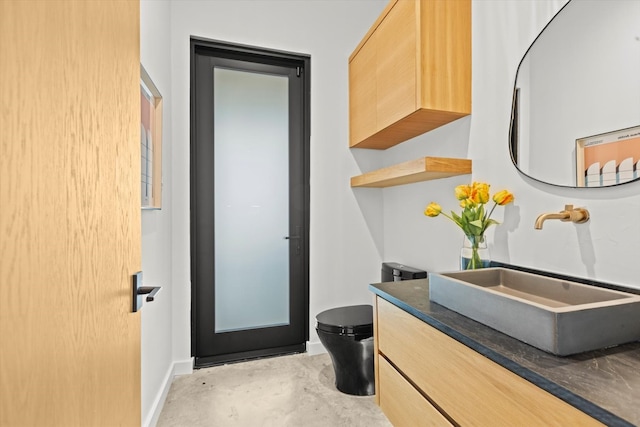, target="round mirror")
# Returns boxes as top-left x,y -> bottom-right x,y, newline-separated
509,0 -> 640,188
